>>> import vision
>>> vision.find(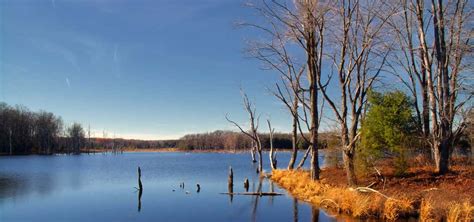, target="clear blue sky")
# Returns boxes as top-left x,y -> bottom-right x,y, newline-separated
0,0 -> 307,139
